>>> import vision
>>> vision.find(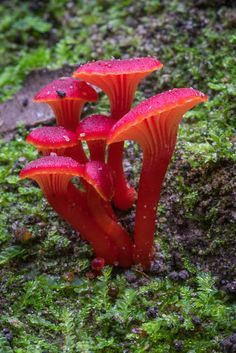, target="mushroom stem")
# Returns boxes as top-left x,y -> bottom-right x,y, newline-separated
133,150 -> 172,269
48,101 -> 88,162
87,140 -> 106,162
57,184 -> 119,264
40,145 -> 88,163
41,181 -> 119,265
107,142 -> 136,210
86,185 -> 133,267
65,145 -> 88,163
